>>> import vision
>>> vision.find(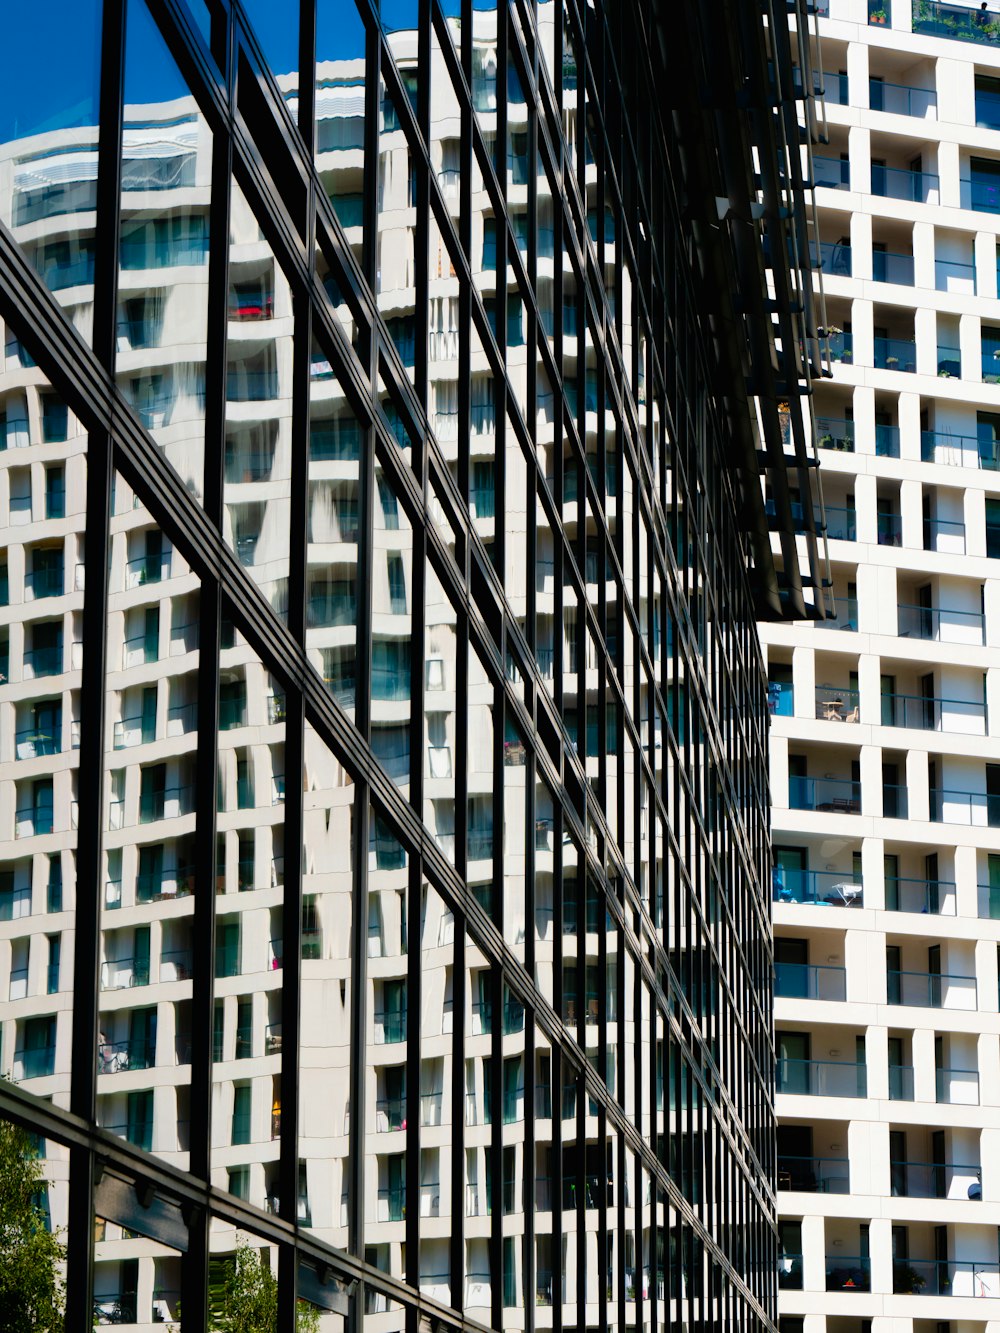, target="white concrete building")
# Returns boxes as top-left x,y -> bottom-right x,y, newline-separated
766,2 -> 1000,1329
